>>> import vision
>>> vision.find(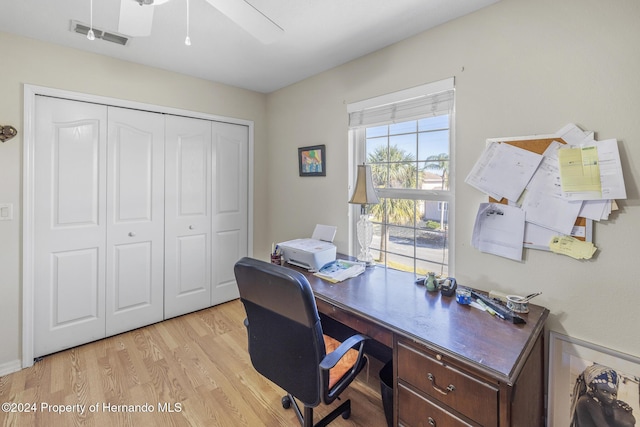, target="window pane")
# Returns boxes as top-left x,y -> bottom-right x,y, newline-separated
421,162 -> 449,191
390,133 -> 417,160
369,223 -> 415,273
370,163 -> 387,187
385,199 -> 416,226
416,258 -> 448,277
416,201 -> 448,276
420,201 -> 448,229
388,162 -> 419,189
369,199 -> 449,276
418,129 -> 449,161
419,115 -> 449,132
366,136 -> 388,163
370,163 -> 404,189
387,225 -> 415,248
389,120 -> 416,135
366,125 -> 388,138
